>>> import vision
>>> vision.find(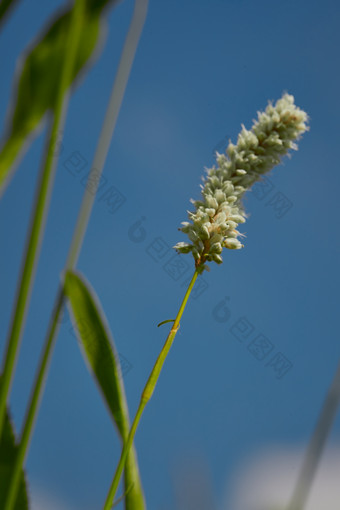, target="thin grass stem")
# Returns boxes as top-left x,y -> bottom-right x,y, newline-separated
11,0 -> 148,502
103,269 -> 199,510
2,1 -> 86,507
287,359 -> 340,510
0,0 -> 83,441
